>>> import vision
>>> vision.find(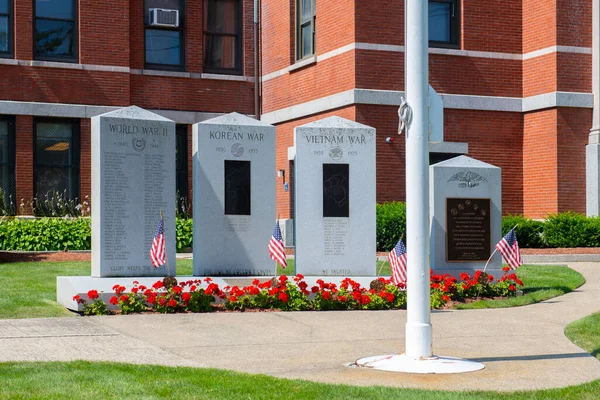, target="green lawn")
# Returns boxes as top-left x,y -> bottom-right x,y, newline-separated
0,360 -> 598,399
0,263 -> 597,398
453,265 -> 585,309
0,261 -> 584,319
